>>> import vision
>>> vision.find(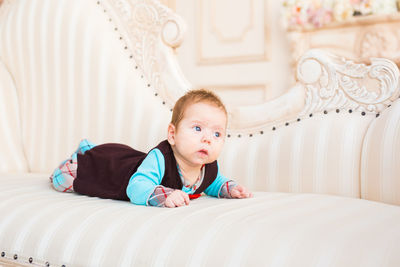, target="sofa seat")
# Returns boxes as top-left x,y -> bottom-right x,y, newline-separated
1,173 -> 400,267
